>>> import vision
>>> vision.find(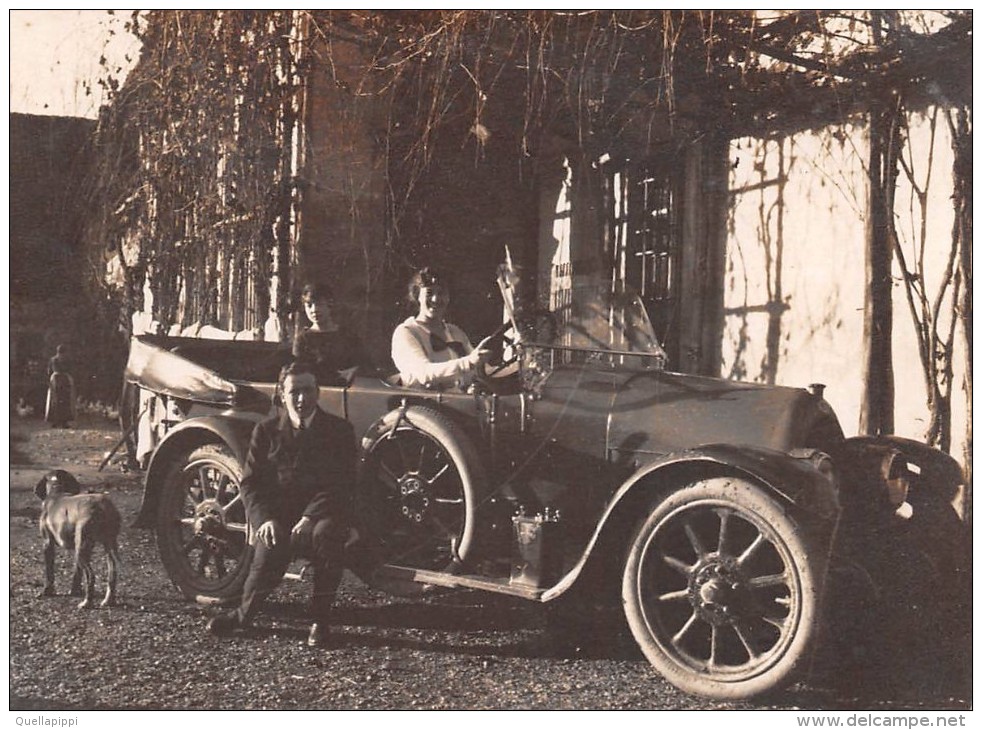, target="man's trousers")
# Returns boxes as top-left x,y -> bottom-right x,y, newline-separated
236,515 -> 346,626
